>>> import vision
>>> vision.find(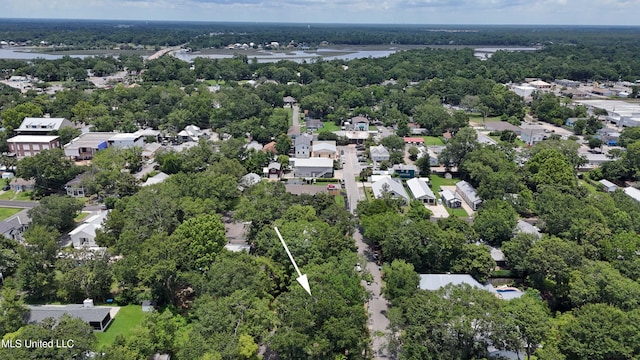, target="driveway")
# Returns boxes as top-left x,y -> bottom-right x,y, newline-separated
340,145 -> 391,359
